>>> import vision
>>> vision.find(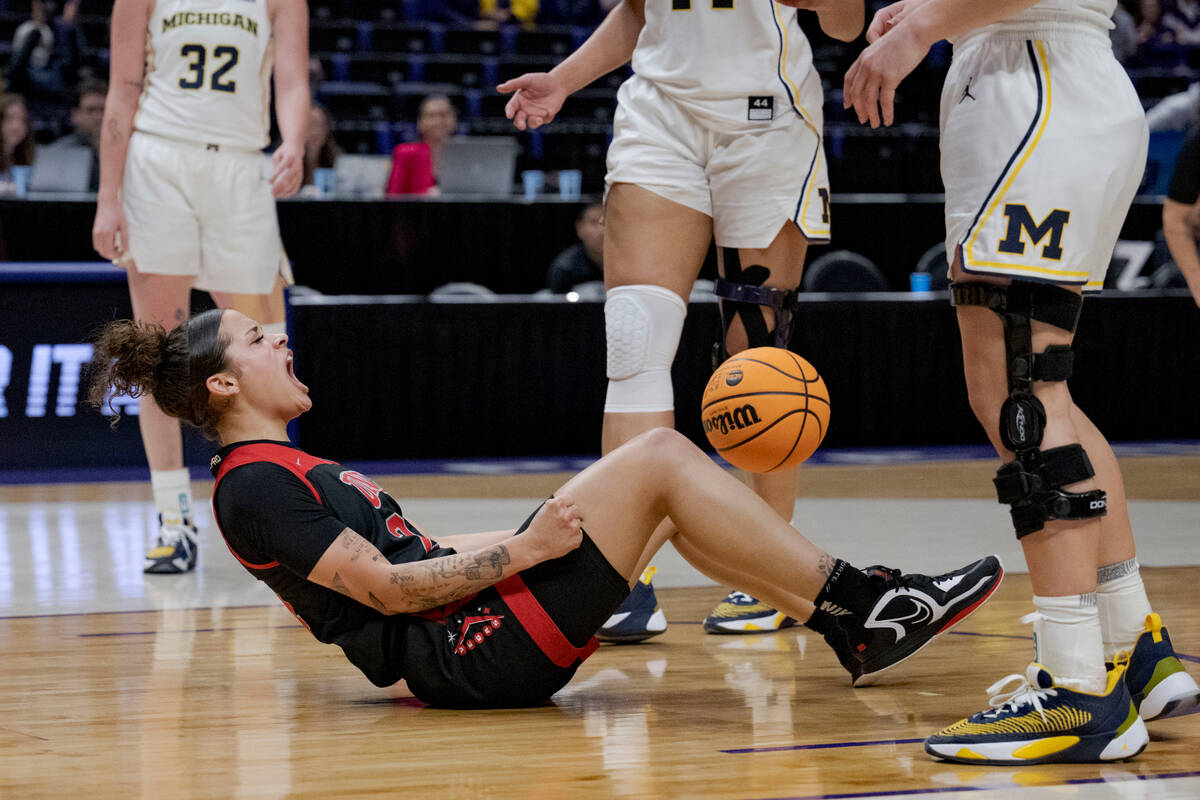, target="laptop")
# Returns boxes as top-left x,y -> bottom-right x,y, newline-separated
333,154 -> 393,199
30,144 -> 93,193
437,137 -> 518,196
